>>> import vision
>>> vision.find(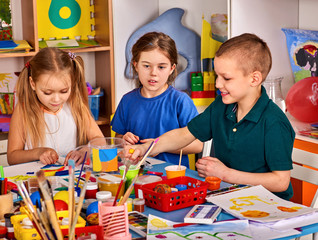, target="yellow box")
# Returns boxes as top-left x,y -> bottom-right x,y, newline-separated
11,210 -> 86,240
